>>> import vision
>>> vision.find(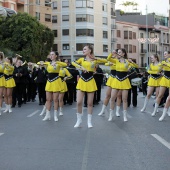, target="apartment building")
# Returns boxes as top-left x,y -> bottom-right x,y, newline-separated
52,0 -> 116,60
